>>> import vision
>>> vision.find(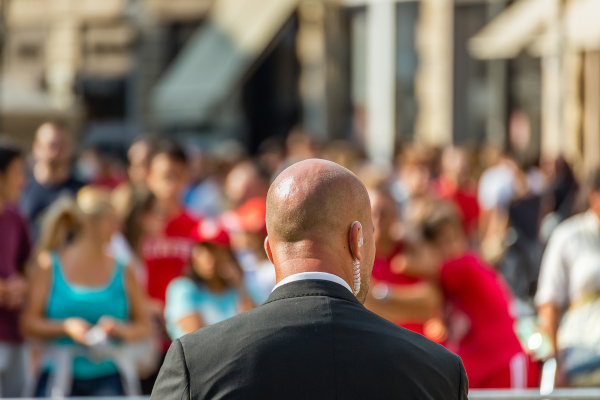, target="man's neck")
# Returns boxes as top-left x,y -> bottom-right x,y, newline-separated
274,257 -> 353,291
33,163 -> 69,186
